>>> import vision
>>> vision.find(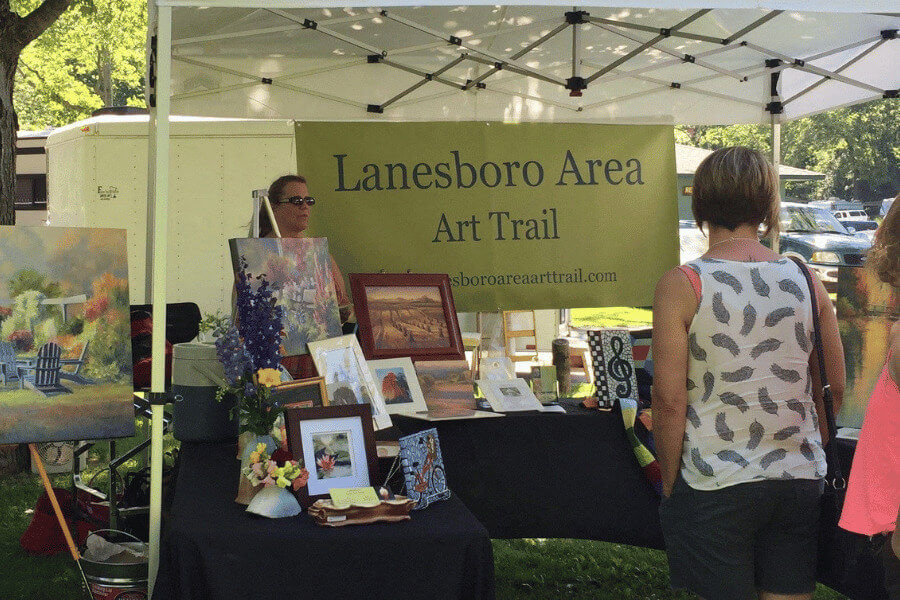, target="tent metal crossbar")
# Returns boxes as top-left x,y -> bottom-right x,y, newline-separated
587,14 -> 727,45
271,9 -> 387,56
166,6 -> 894,118
784,37 -> 891,107
462,21 -> 570,90
380,9 -> 567,86
589,44 -> 745,85
722,10 -> 784,44
377,55 -> 468,110
589,22 -> 748,83
744,41 -> 890,96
